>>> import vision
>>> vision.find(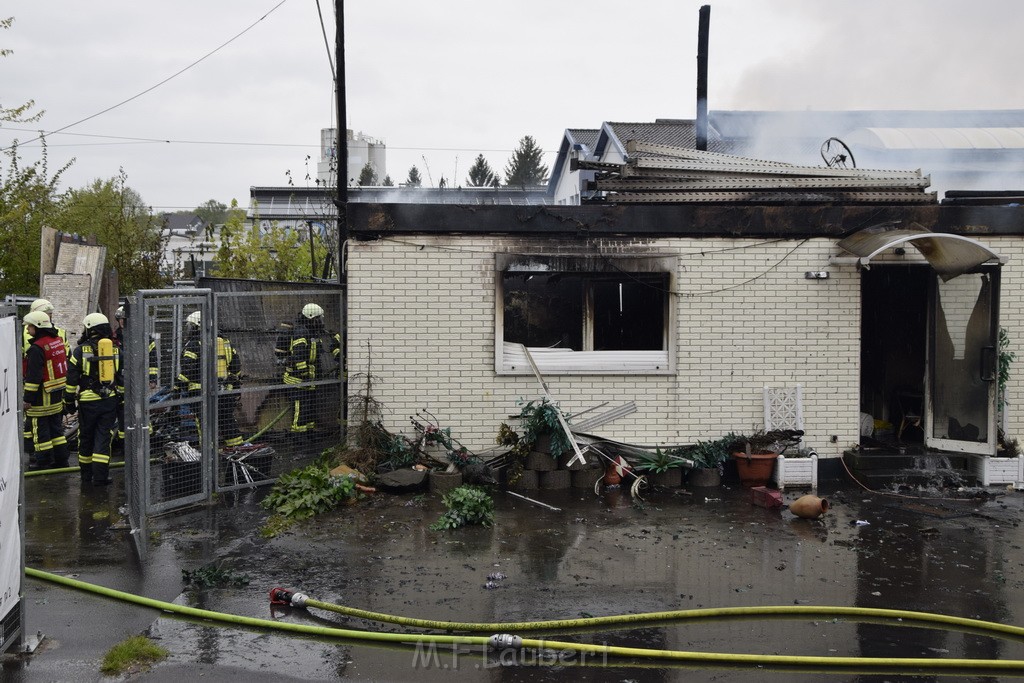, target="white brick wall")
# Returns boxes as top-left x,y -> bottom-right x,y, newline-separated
348,233 -> 1020,458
